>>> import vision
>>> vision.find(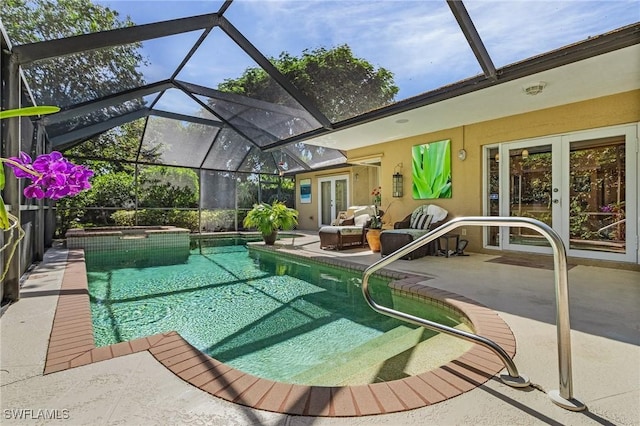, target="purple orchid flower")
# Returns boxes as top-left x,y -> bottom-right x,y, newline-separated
5,151 -> 93,199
